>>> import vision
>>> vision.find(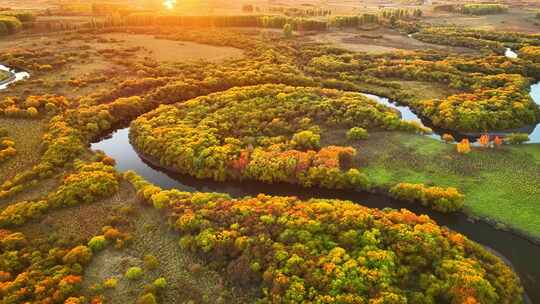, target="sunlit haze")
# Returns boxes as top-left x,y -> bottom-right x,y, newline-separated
163,0 -> 176,10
